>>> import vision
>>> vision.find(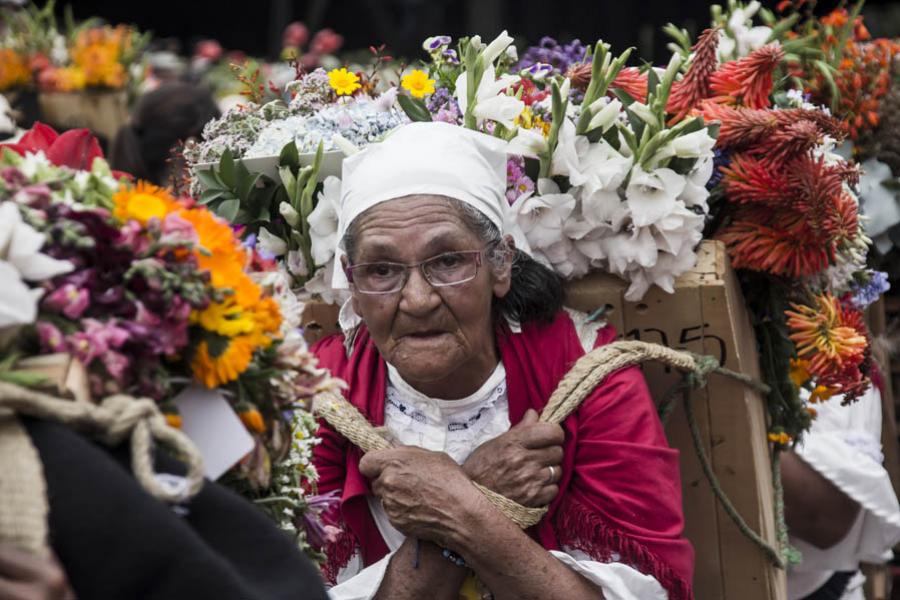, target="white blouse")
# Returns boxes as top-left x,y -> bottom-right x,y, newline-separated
787,386 -> 900,600
327,359 -> 668,600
